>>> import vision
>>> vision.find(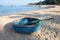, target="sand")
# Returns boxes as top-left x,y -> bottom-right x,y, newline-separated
0,5 -> 60,40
